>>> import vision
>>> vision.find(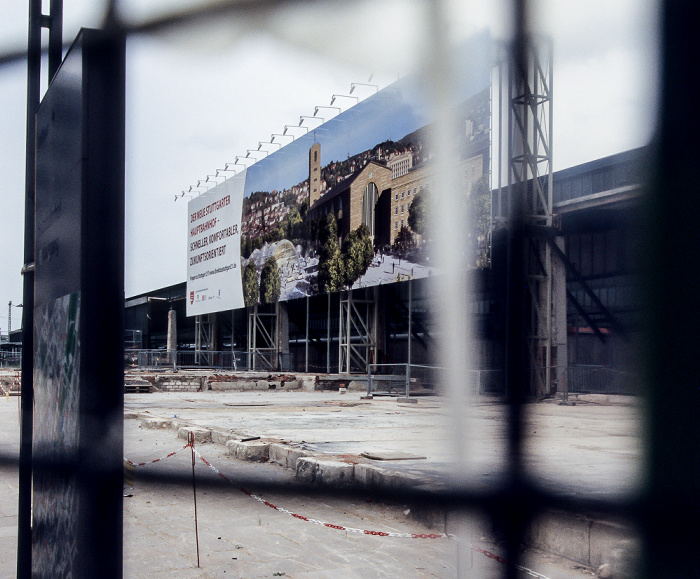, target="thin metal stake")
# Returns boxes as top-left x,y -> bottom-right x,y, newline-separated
189,432 -> 201,568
